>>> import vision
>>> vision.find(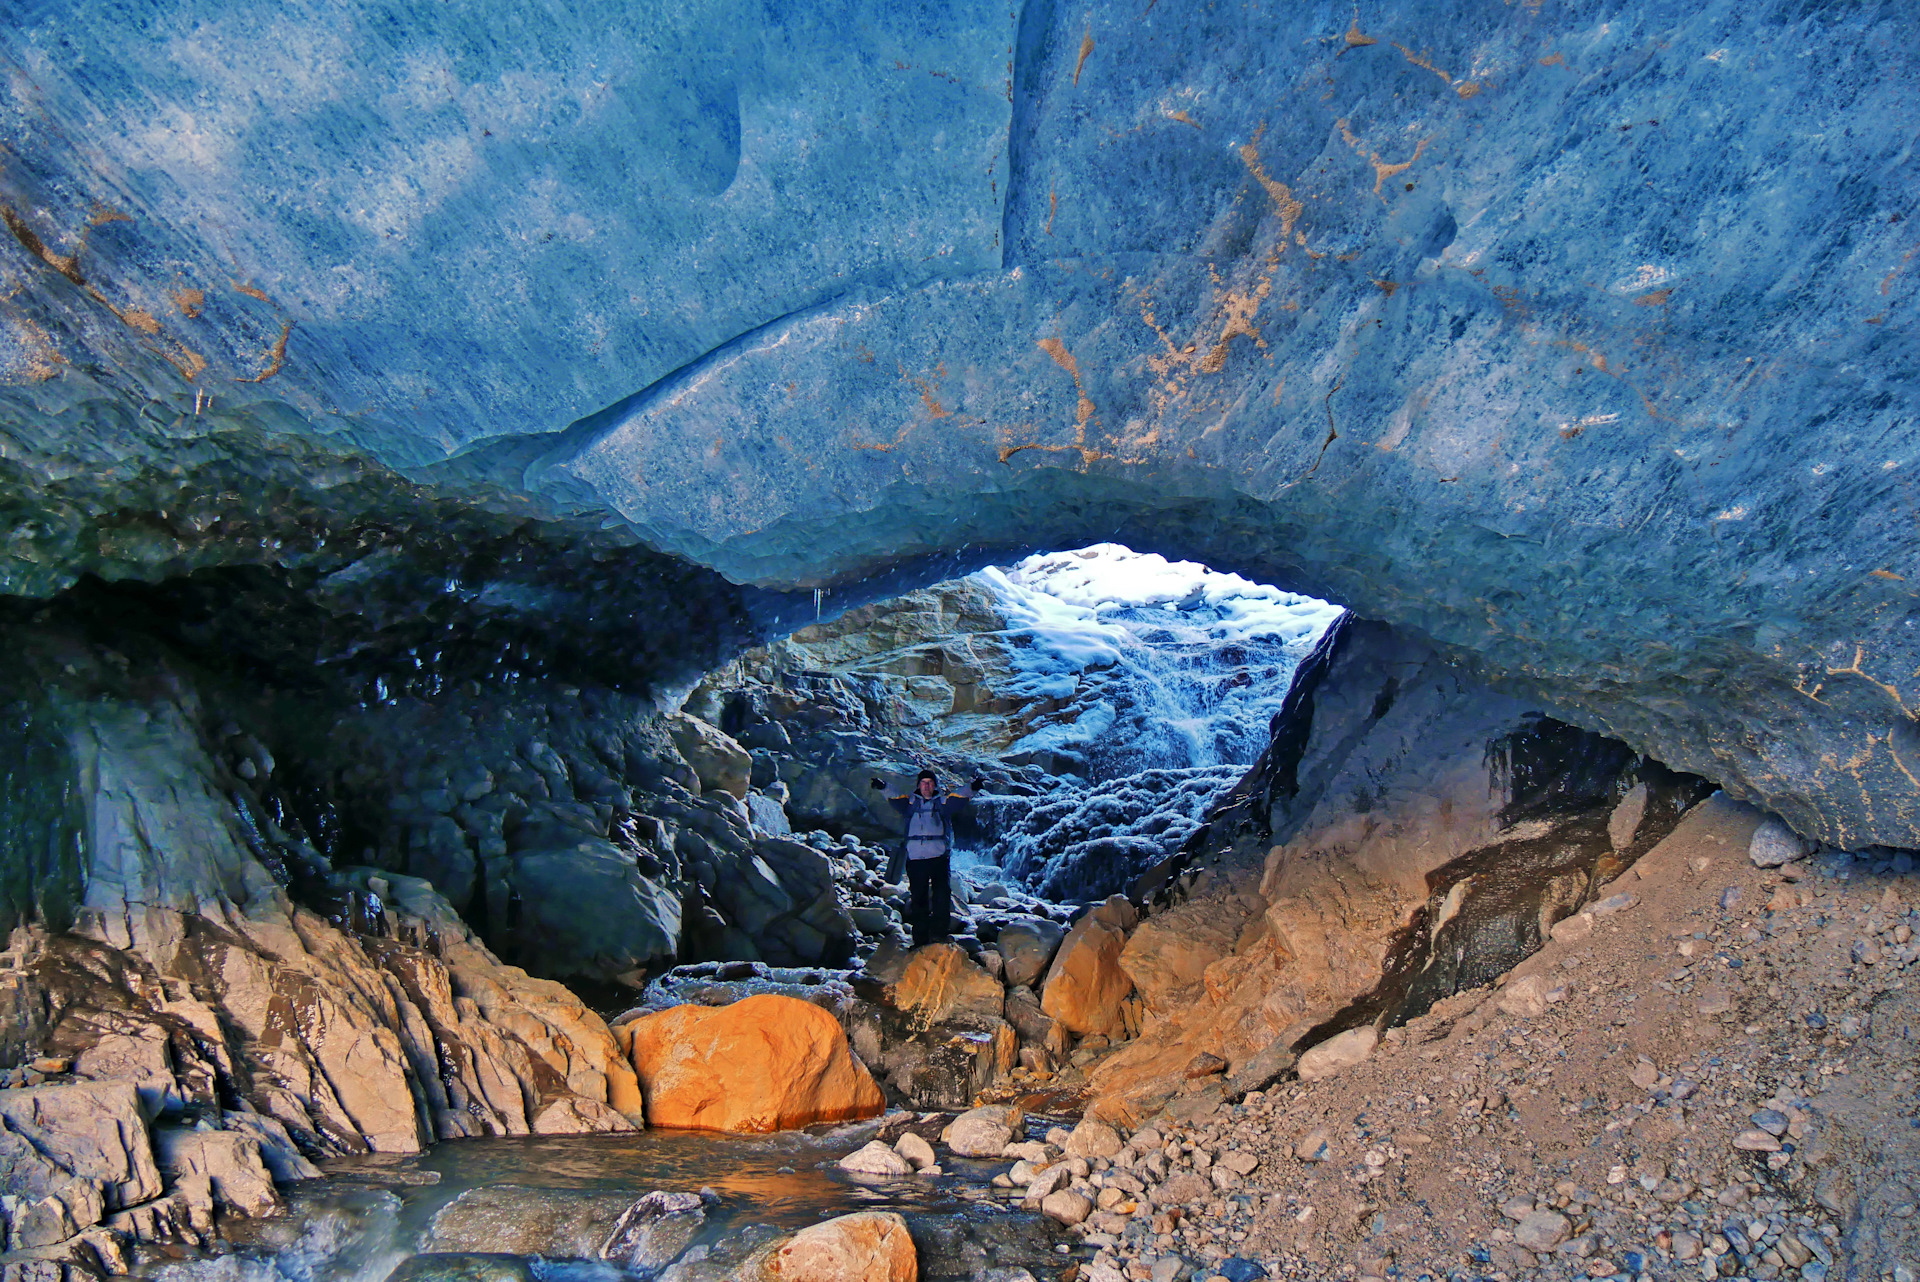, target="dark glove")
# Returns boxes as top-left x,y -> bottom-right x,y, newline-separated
970,777 -> 986,792
869,777 -> 886,791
